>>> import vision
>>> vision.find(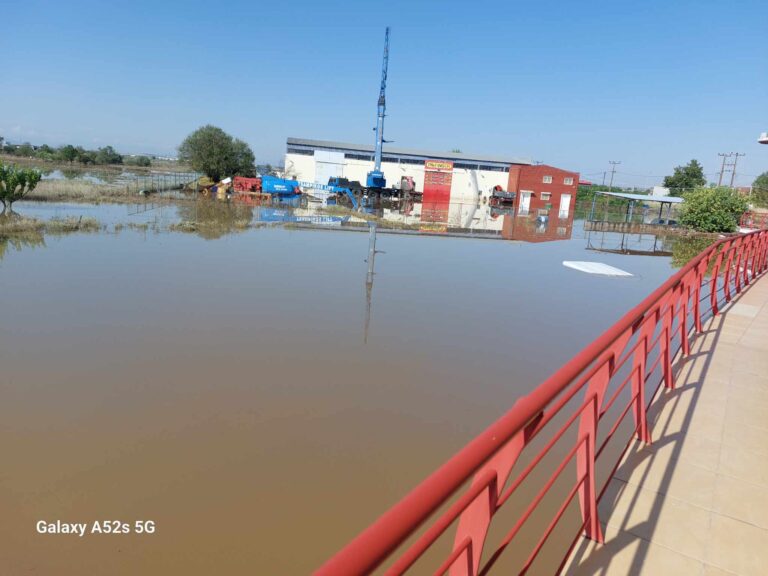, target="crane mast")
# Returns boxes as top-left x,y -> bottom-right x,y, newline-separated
366,27 -> 390,189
